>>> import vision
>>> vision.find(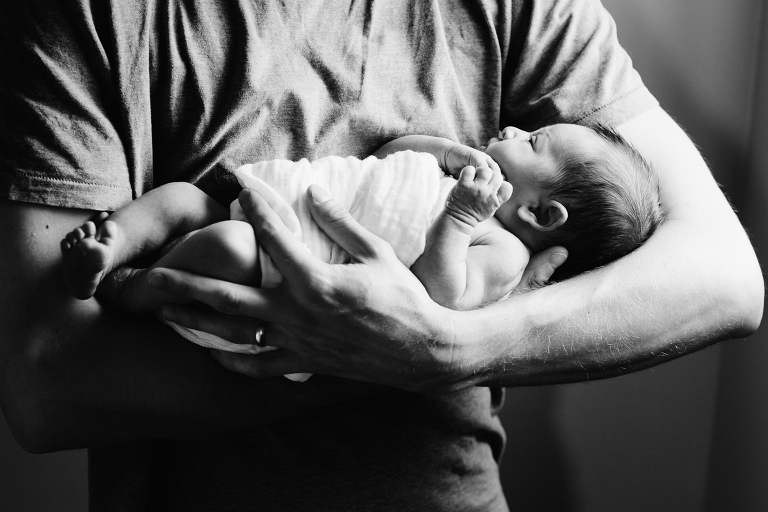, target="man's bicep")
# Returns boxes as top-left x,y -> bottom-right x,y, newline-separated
0,200 -> 367,453
617,106 -> 733,225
